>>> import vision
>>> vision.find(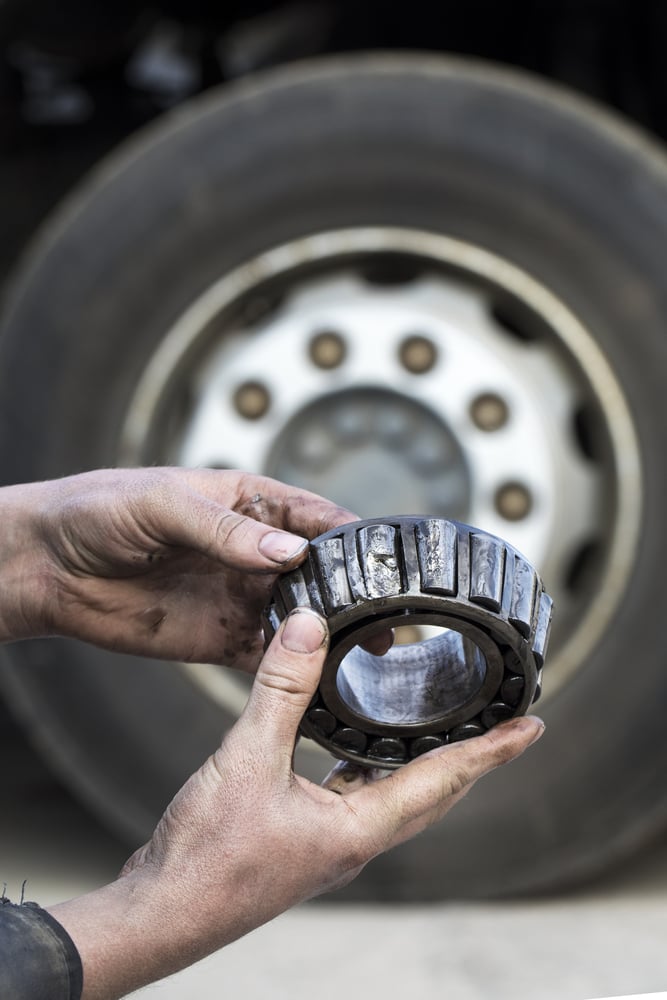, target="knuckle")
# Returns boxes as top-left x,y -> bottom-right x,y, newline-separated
441,761 -> 474,798
213,510 -> 249,549
336,831 -> 374,872
257,660 -> 307,698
